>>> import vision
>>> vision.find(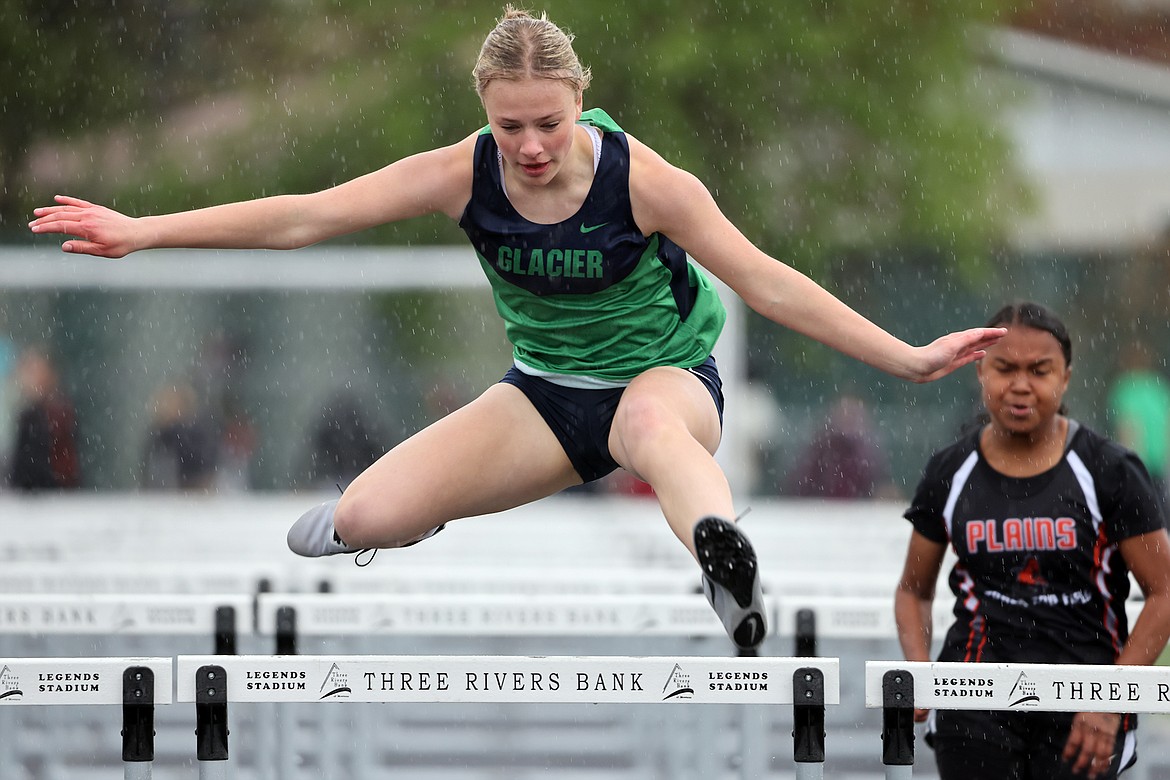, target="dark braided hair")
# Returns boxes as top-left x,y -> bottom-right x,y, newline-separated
984,301 -> 1072,368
